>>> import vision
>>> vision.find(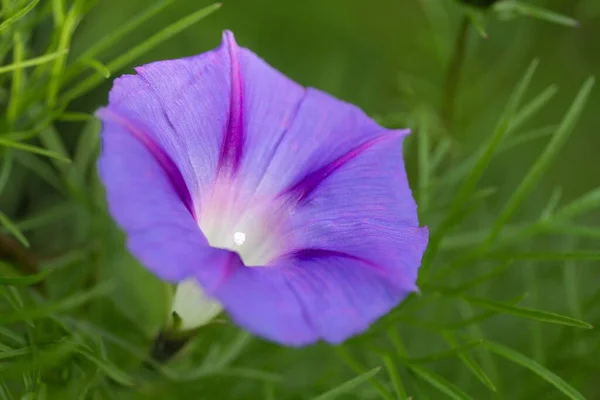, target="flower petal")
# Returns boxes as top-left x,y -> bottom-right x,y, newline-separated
202,264 -> 319,346
97,113 -> 230,282
98,30 -> 428,346
203,91 -> 428,344
104,33 -> 232,214
281,132 -> 428,288
203,251 -> 417,346
105,31 -> 306,212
